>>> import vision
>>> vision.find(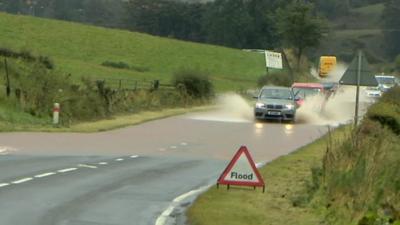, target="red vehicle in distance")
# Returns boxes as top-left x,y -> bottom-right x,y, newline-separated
291,83 -> 325,108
